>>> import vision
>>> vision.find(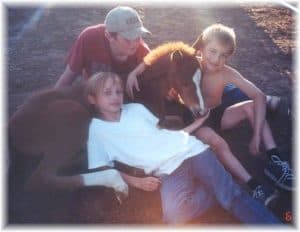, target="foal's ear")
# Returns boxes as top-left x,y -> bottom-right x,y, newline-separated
192,33 -> 203,51
170,50 -> 183,64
